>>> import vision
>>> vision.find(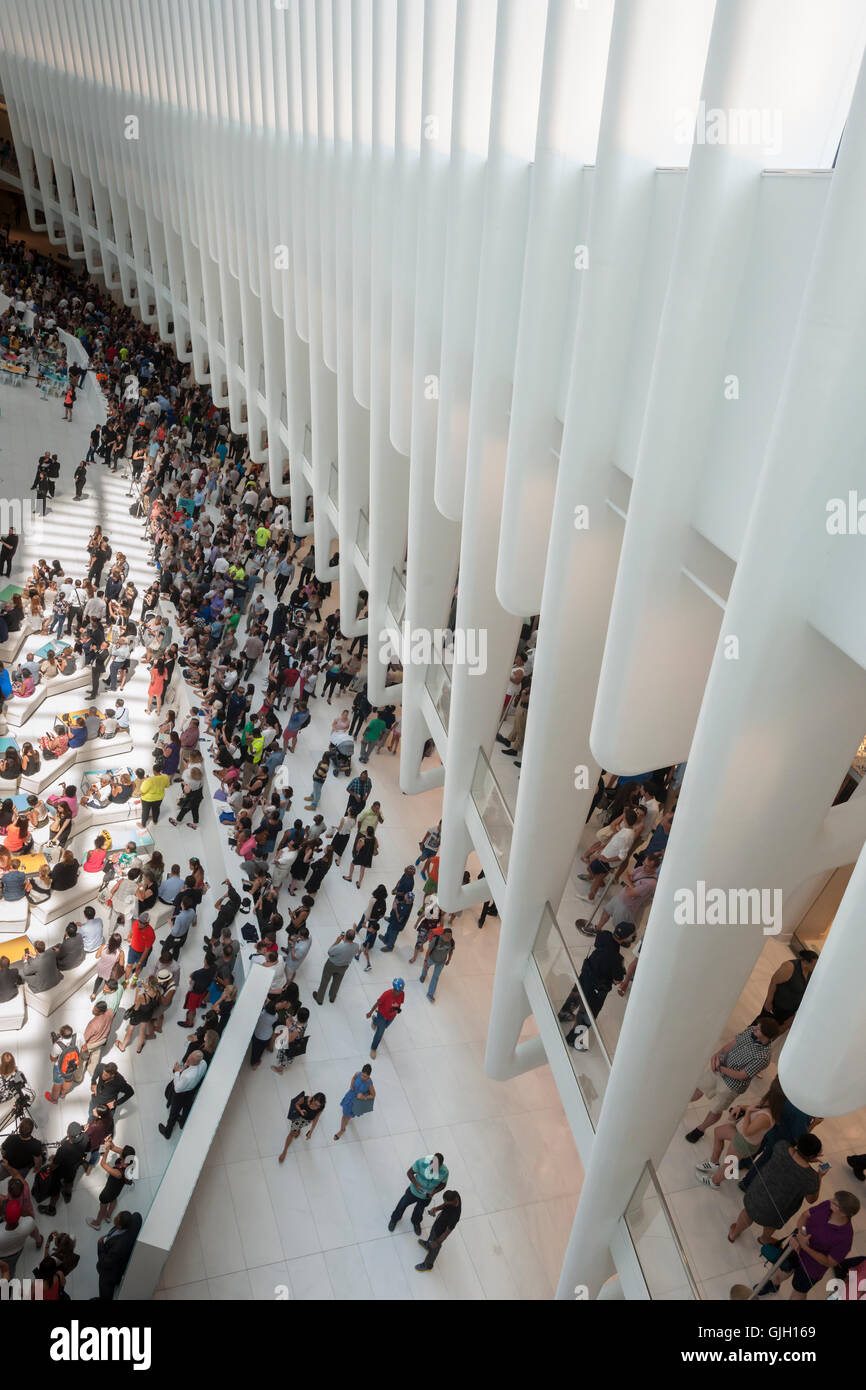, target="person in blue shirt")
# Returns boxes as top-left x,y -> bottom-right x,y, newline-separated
1,864 -> 29,901
67,718 -> 88,749
379,868 -> 417,952
0,663 -> 12,701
